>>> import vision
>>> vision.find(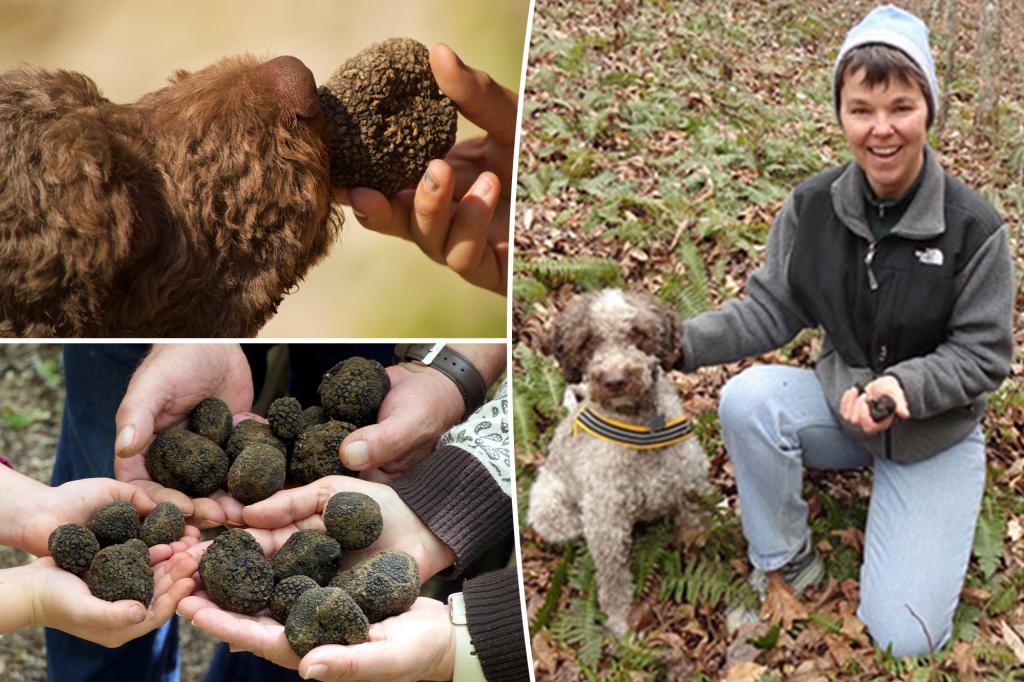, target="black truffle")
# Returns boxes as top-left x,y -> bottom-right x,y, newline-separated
271,529 -> 342,586
317,357 -> 390,427
290,420 -> 358,484
269,575 -> 319,624
330,551 -> 420,623
318,37 -> 458,195
323,492 -> 383,551
285,586 -> 369,656
225,419 -> 287,463
123,538 -> 150,562
227,442 -> 287,505
86,544 -> 154,604
299,406 -> 328,432
147,429 -> 230,497
139,502 -> 186,547
87,501 -> 140,547
48,523 -> 100,576
199,529 -> 274,615
267,397 -> 303,442
190,397 -> 233,448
